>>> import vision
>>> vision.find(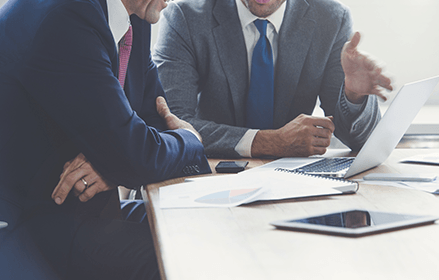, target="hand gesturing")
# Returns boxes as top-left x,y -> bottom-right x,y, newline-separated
341,32 -> 393,103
